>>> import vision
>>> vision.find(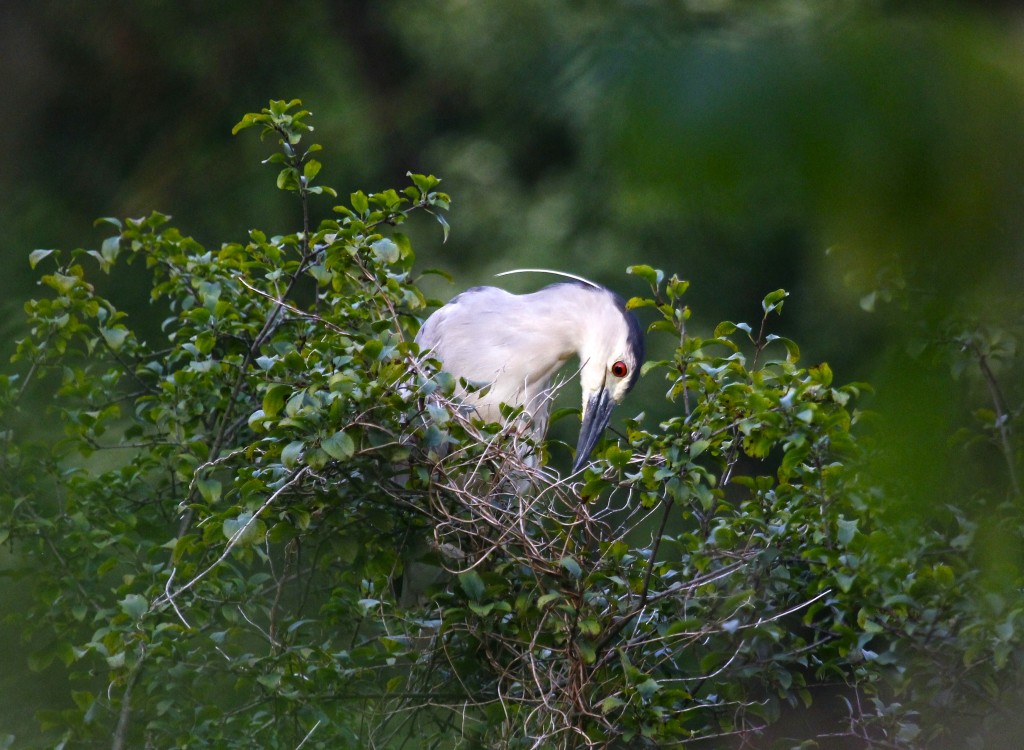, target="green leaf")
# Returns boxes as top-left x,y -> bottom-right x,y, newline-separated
626,296 -> 655,310
119,594 -> 148,621
689,439 -> 711,458
44,273 -> 80,294
810,362 -> 833,386
94,216 -> 122,231
321,430 -> 355,461
469,602 -> 495,616
247,409 -> 267,430
196,478 -> 222,504
263,384 -> 290,418
29,249 -> 55,269
351,190 -> 369,215
559,556 -> 582,579
408,172 -> 441,194
537,592 -> 562,608
434,212 -> 450,242
303,159 -> 322,181
835,572 -> 856,592
100,327 -> 129,351
640,359 -> 666,377
576,639 -> 597,664
281,440 -> 304,468
277,167 -> 300,191
636,678 -> 661,700
765,334 -> 800,362
222,512 -> 266,545
256,672 -> 282,691
71,690 -> 94,712
715,320 -> 752,337
627,264 -> 663,289
761,288 -> 789,314
667,277 -> 690,300
458,570 -> 486,602
231,113 -> 258,135
647,320 -> 677,335
600,695 -> 625,714
371,238 -> 400,264
100,235 -> 121,265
